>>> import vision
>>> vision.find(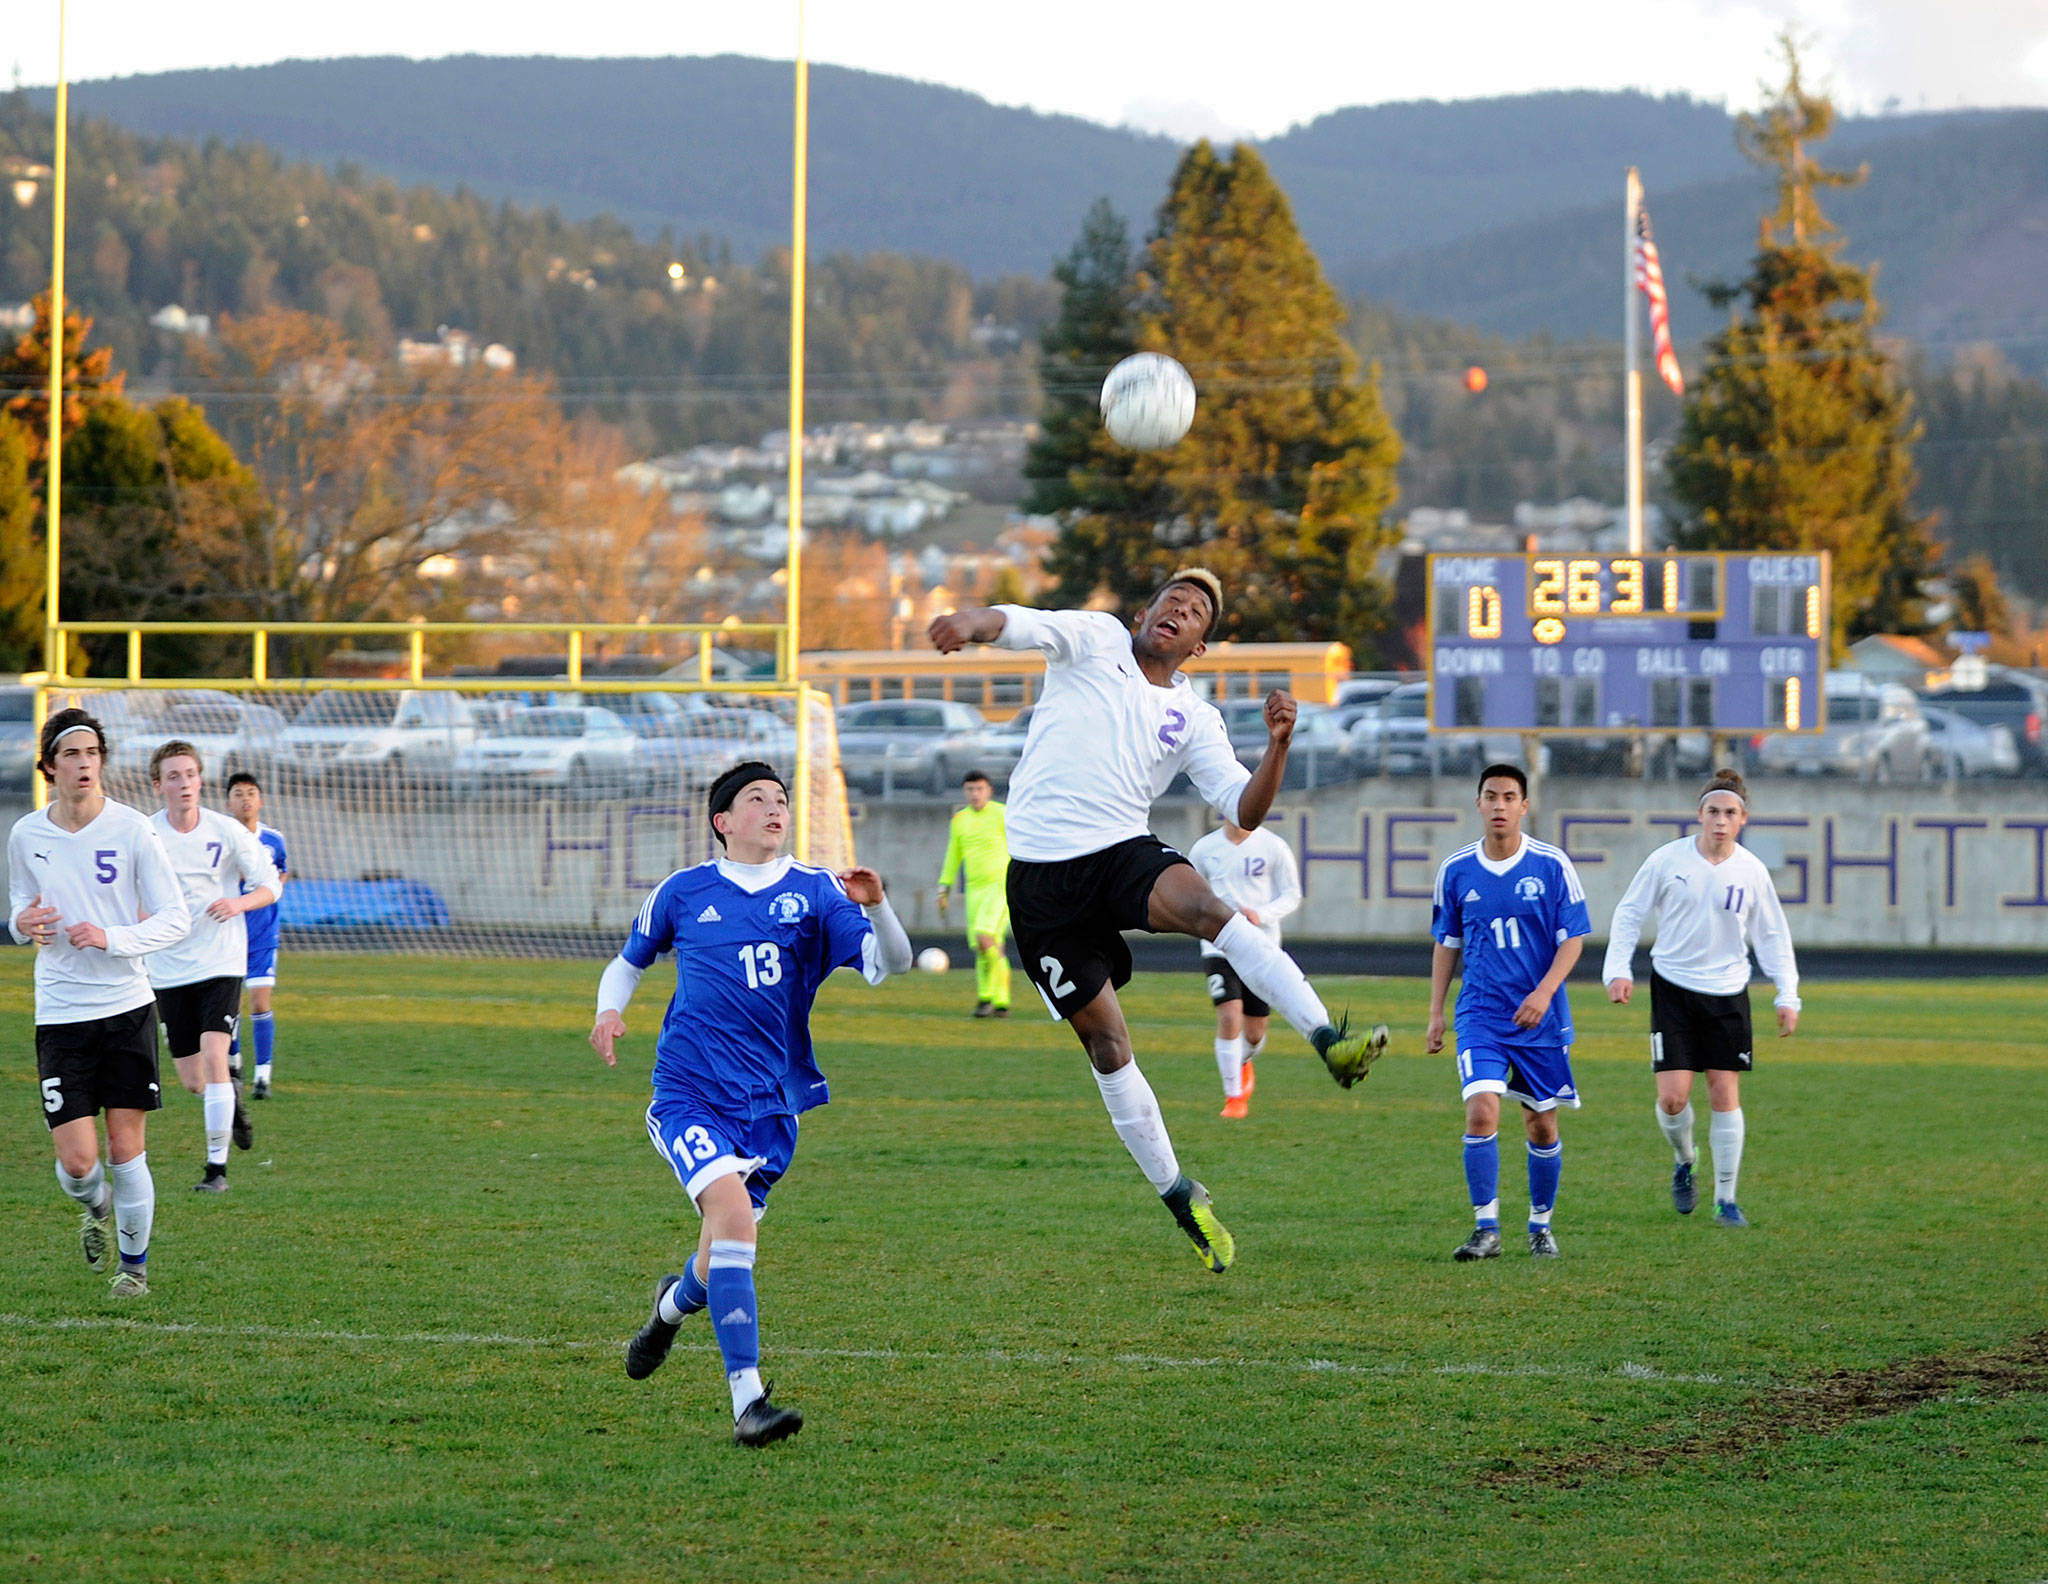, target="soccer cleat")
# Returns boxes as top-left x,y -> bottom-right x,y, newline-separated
1239,1059 -> 1256,1100
193,1163 -> 230,1193
1312,1017 -> 1389,1089
732,1381 -> 804,1448
1162,1177 -> 1235,1273
1219,1094 -> 1249,1120
1528,1226 -> 1561,1258
1453,1225 -> 1503,1262
232,1081 -> 254,1150
80,1198 -> 112,1273
992,1006 -> 1009,1019
108,1266 -> 149,1298
1671,1161 -> 1698,1216
625,1276 -> 685,1380
1713,1201 -> 1749,1228
972,1001 -> 993,1019
252,1074 -> 271,1100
